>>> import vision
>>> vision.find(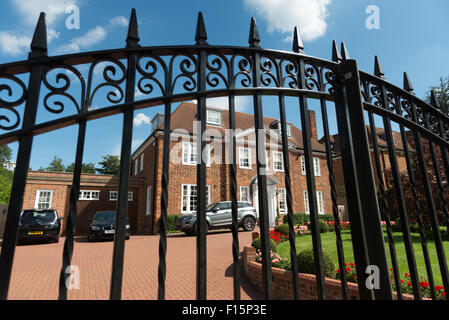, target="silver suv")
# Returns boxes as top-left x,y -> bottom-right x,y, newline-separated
176,201 -> 258,235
